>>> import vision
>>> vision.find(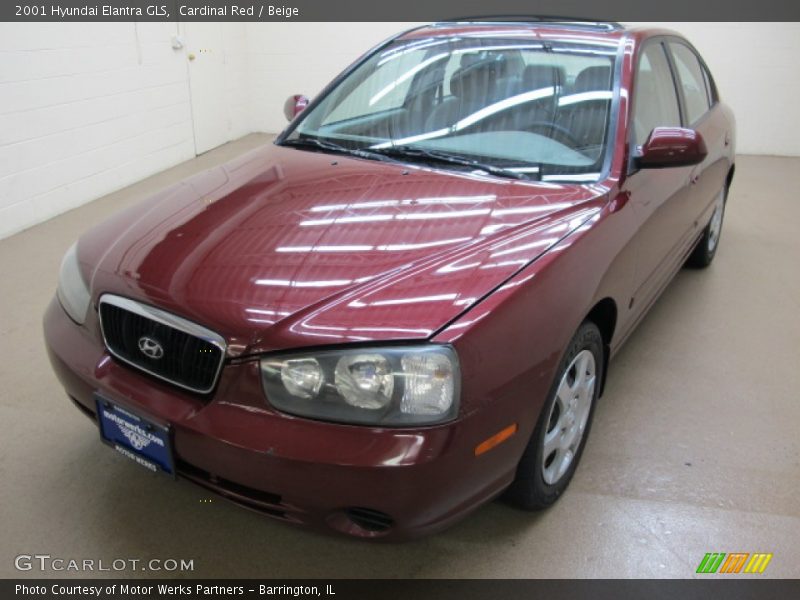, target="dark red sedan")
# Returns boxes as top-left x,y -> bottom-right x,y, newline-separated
44,19 -> 735,539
